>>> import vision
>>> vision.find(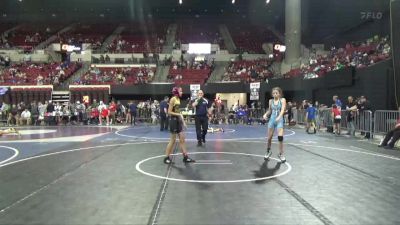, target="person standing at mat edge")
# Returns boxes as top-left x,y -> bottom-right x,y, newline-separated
159,96 -> 169,131
192,90 -> 211,146
263,87 -> 287,163
164,87 -> 195,164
